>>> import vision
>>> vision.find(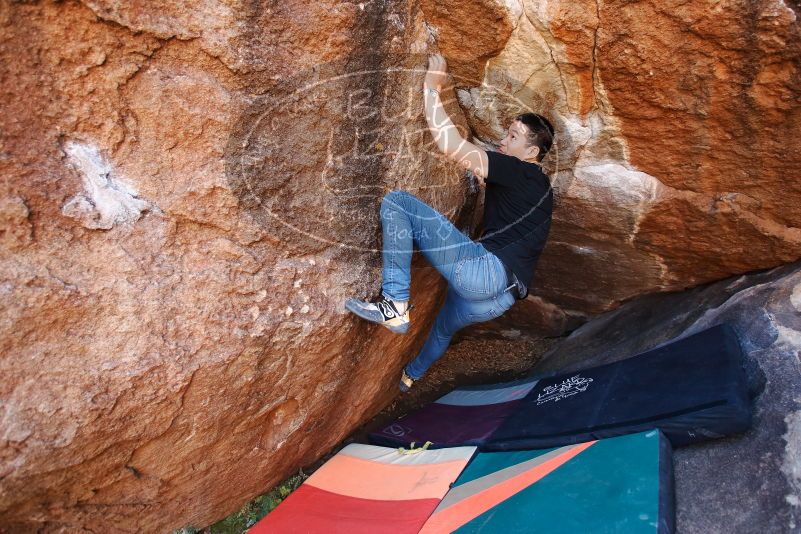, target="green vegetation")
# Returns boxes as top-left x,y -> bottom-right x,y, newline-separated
175,472 -> 307,534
